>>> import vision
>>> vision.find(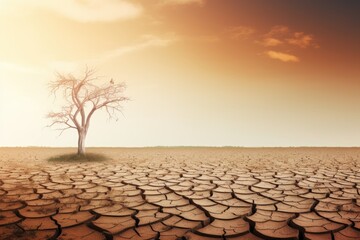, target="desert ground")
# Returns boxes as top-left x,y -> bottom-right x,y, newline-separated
0,147 -> 360,240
